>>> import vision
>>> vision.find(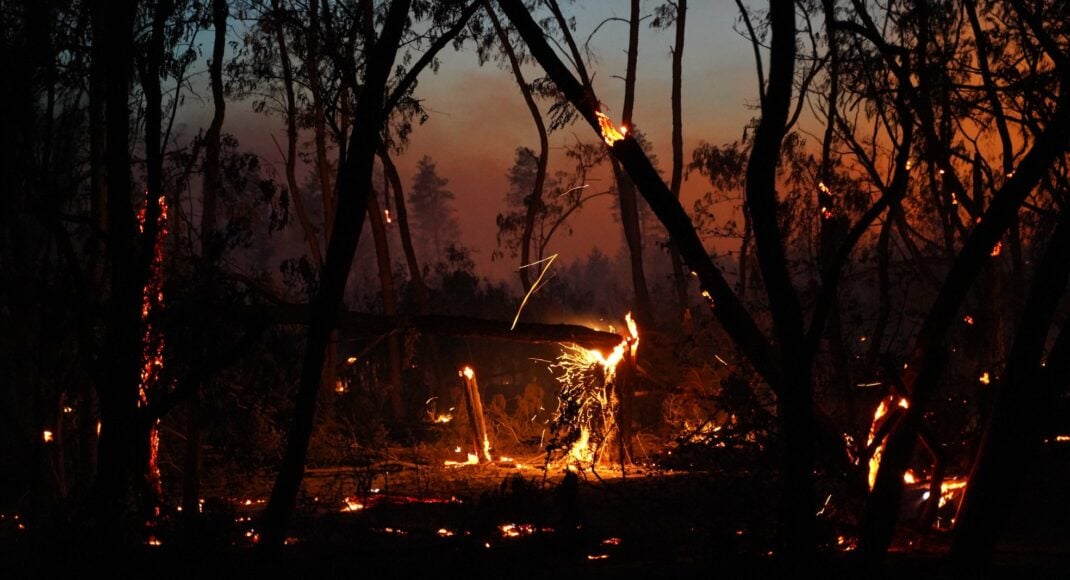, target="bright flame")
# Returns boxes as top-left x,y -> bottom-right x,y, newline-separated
551,313 -> 639,469
866,396 -> 908,489
595,111 -> 627,145
903,469 -> 917,484
462,366 -> 475,380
